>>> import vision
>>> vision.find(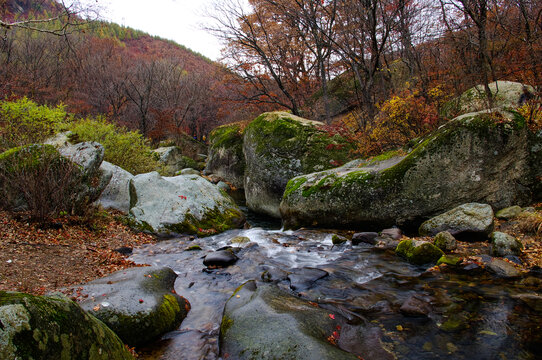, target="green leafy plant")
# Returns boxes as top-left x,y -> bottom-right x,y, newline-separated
0,98 -> 69,151
67,117 -> 160,174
